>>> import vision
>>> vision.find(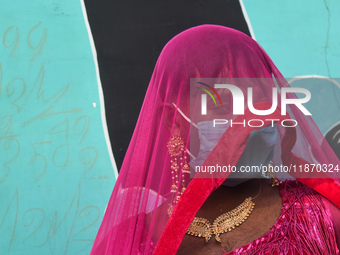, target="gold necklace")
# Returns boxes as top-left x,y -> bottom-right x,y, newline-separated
186,197 -> 255,243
